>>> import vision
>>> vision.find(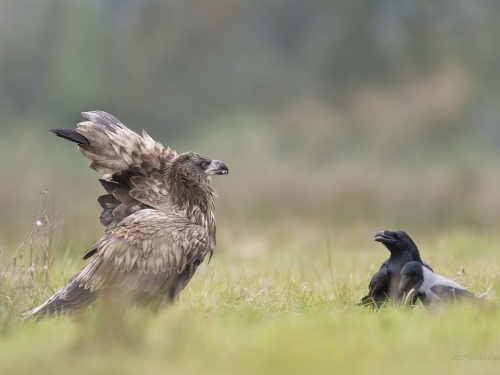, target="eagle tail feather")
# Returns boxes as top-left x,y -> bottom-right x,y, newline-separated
23,286 -> 97,319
